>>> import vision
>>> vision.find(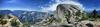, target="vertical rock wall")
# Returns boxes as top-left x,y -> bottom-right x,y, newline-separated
56,4 -> 82,25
